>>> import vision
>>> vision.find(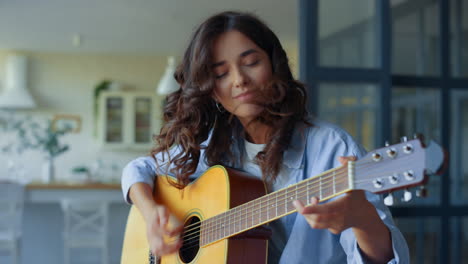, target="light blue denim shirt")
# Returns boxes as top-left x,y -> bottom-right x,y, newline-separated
122,119 -> 410,264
